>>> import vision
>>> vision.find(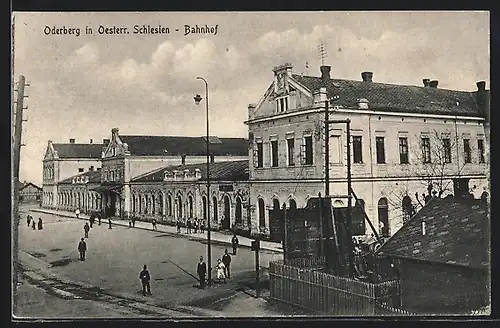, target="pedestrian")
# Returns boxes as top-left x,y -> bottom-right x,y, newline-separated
98,214 -> 101,226
197,256 -> 207,289
222,249 -> 232,279
231,234 -> 239,255
129,219 -> 132,228
75,208 -> 80,219
215,259 -> 226,284
193,219 -> 198,234
32,220 -> 36,230
139,265 -> 152,296
187,218 -> 192,234
89,214 -> 95,228
152,218 -> 157,231
176,219 -> 181,233
132,217 -> 136,227
27,215 -> 31,227
200,220 -> 205,233
78,238 -> 87,261
108,218 -> 112,229
37,218 -> 43,230
84,222 -> 90,238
